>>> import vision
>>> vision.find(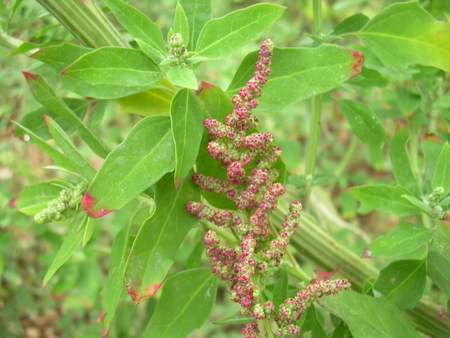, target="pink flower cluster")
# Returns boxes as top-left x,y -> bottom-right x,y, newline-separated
187,39 -> 350,338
